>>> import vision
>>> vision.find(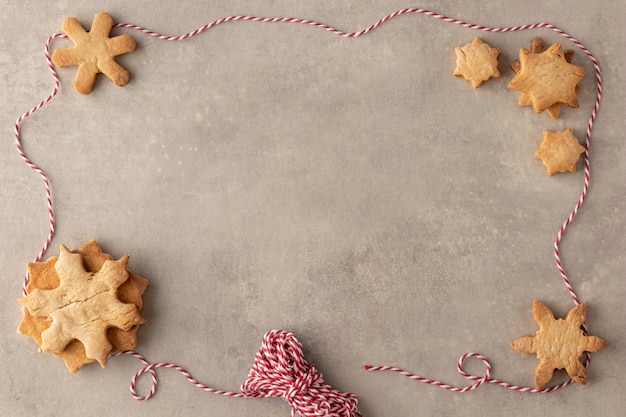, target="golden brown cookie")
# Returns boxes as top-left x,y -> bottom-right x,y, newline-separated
453,37 -> 501,88
508,42 -> 585,114
511,300 -> 608,389
17,240 -> 148,372
510,38 -> 573,73
510,38 -> 578,120
51,12 -> 136,94
535,128 -> 586,175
